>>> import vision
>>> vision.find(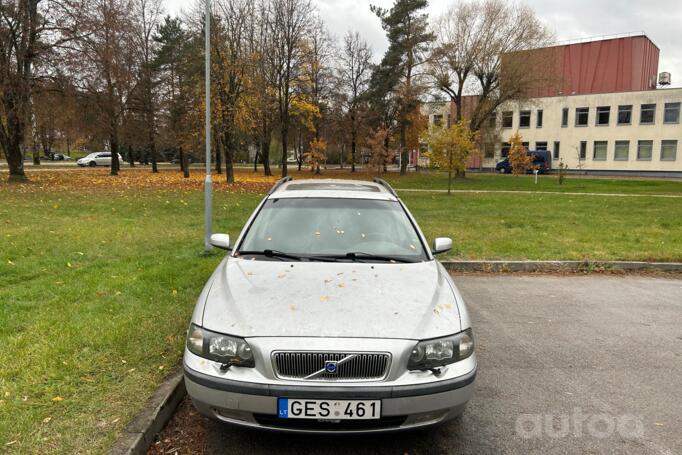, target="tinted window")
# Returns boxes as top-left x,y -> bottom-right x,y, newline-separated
575,107 -> 589,126
618,105 -> 632,125
502,112 -> 513,128
596,106 -> 610,126
519,111 -> 531,128
664,103 -> 680,124
640,104 -> 655,124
